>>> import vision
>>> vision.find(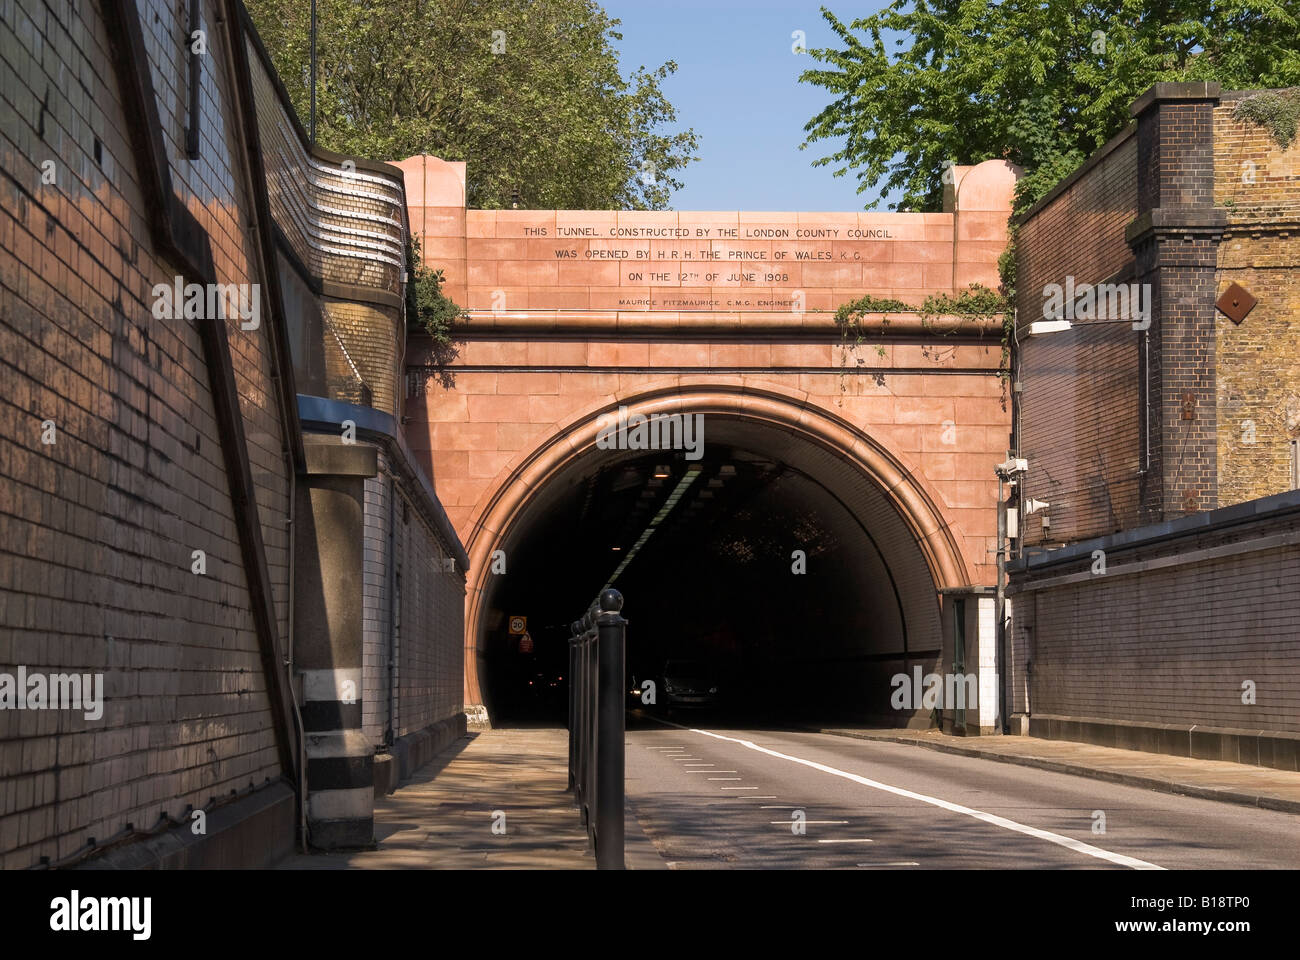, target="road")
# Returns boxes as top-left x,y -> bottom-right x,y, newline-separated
624,717 -> 1300,869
